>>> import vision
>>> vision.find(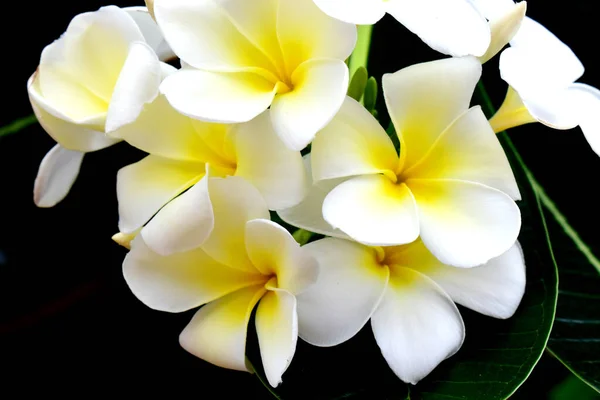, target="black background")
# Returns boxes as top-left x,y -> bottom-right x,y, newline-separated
0,0 -> 598,397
